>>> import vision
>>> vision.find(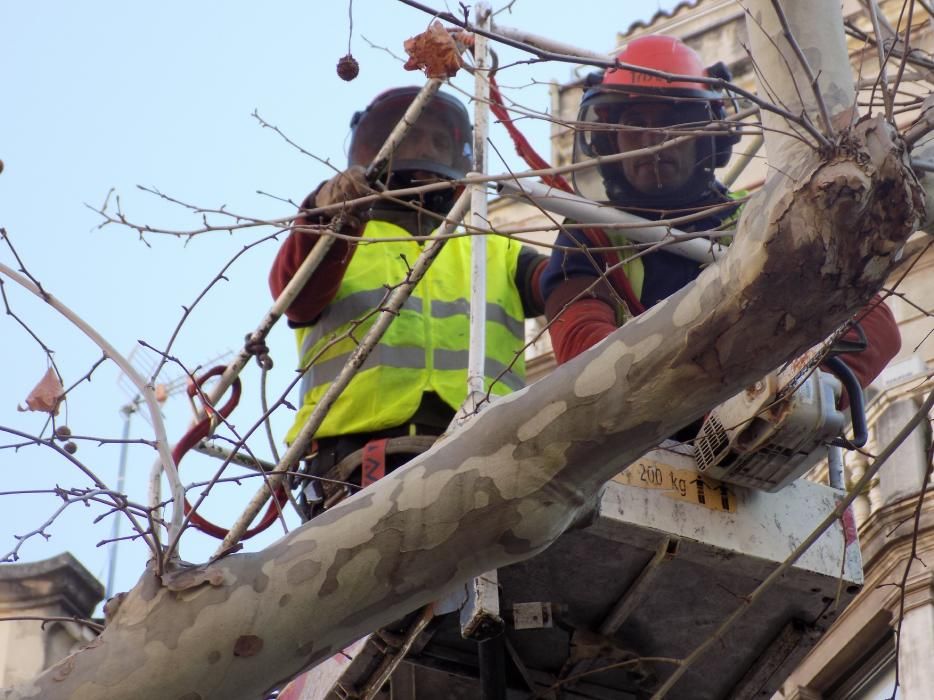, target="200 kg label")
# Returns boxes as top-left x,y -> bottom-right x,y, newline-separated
638,463 -> 685,494
616,460 -> 736,513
